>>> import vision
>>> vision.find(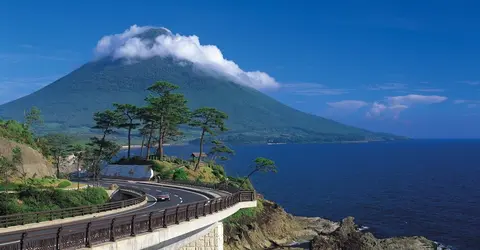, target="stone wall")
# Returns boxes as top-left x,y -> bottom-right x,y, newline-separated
180,222 -> 224,250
